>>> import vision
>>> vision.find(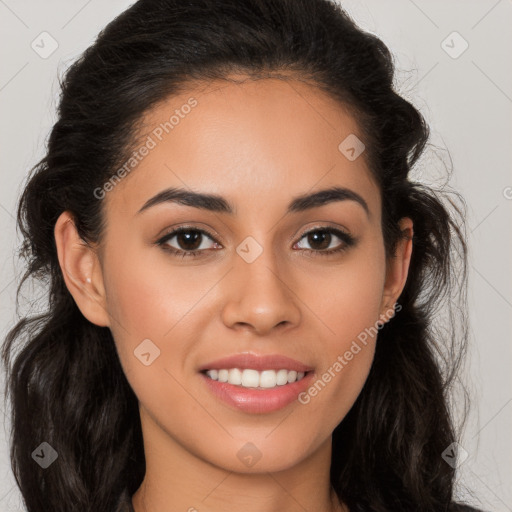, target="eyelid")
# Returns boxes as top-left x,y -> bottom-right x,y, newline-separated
156,222 -> 356,258
156,222 -> 353,246
293,222 -> 352,241
155,223 -> 222,244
